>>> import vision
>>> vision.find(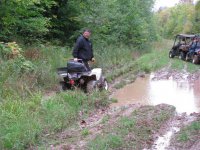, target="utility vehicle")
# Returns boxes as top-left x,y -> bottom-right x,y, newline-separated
169,34 -> 196,60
